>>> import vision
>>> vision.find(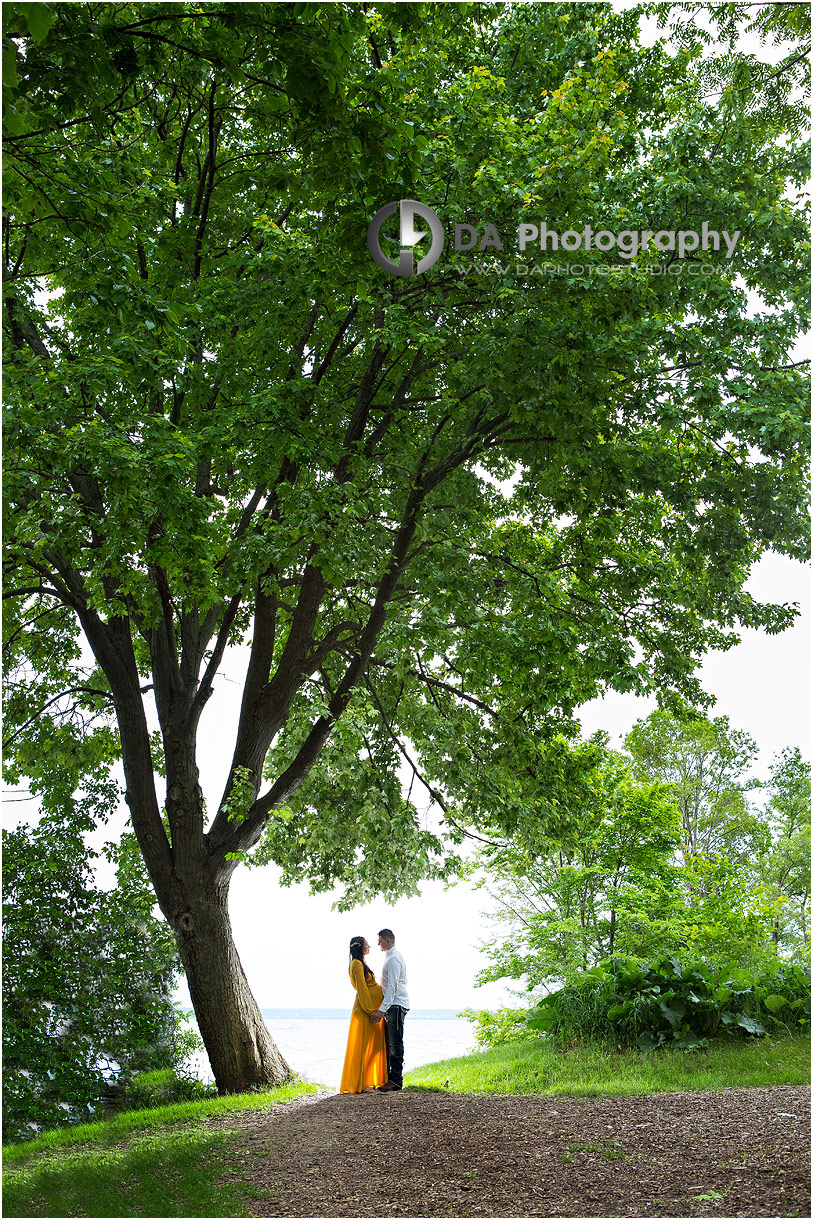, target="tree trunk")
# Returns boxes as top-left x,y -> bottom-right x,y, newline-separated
172,881 -> 291,1093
